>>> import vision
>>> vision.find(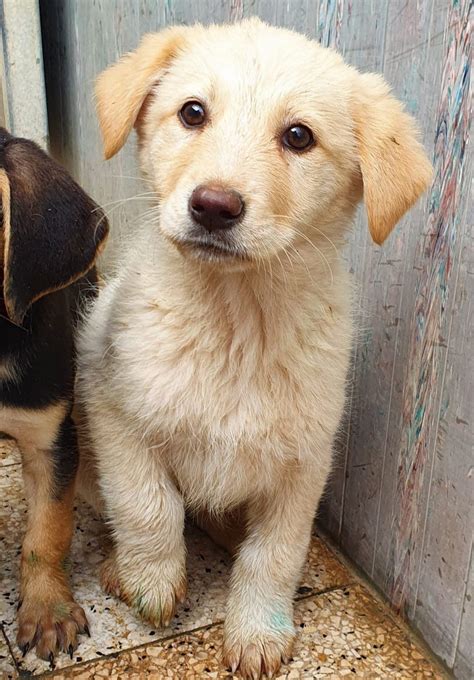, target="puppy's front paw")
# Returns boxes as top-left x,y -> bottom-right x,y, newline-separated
100,550 -> 187,628
17,593 -> 88,663
223,630 -> 295,679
